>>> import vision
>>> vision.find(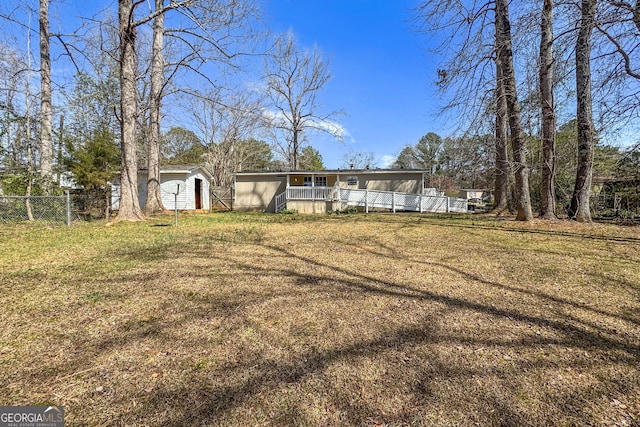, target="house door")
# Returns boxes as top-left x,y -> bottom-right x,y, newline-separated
194,178 -> 202,210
